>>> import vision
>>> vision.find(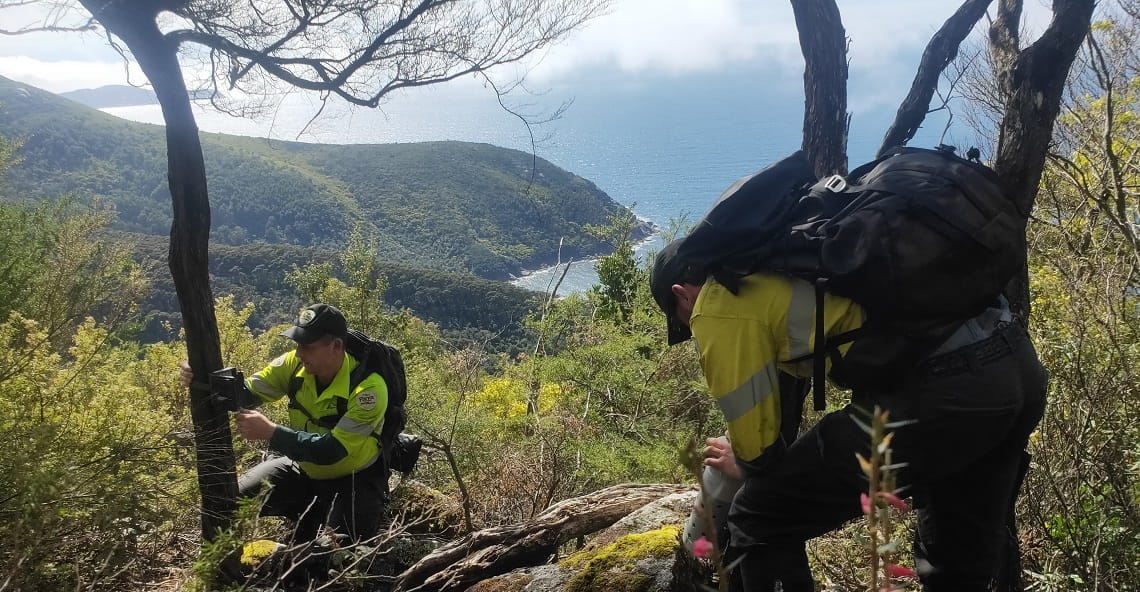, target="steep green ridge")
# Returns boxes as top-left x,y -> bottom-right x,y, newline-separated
0,75 -> 647,280
60,85 -> 158,108
131,235 -> 542,352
